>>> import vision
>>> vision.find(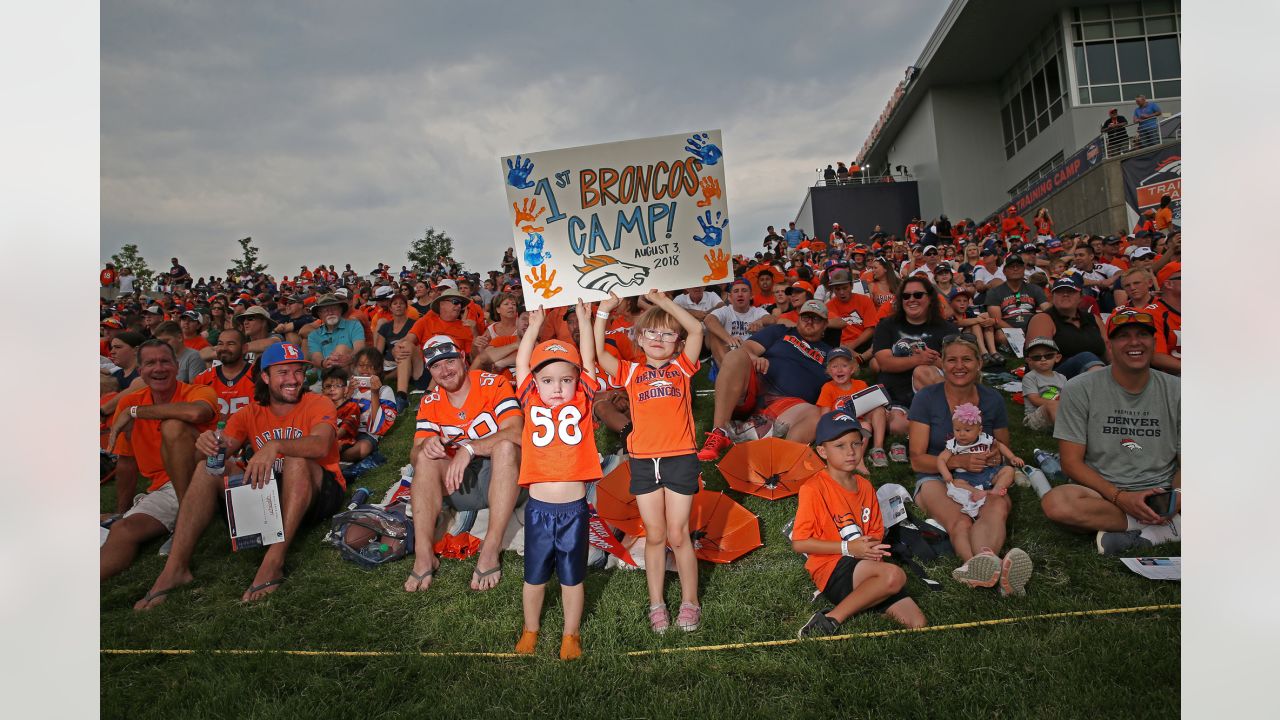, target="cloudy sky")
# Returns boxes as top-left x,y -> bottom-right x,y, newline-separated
102,0 -> 946,279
